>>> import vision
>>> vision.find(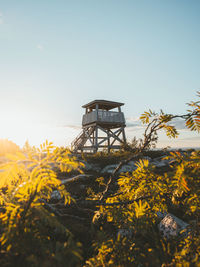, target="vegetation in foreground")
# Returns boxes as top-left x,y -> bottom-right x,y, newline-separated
0,92 -> 199,266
